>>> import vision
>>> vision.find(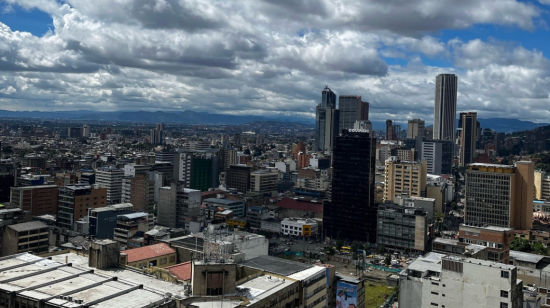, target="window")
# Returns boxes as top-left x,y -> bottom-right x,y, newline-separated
500,290 -> 508,298
500,303 -> 508,308
431,292 -> 438,295
501,271 -> 509,278
430,303 -> 438,306
431,282 -> 439,286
